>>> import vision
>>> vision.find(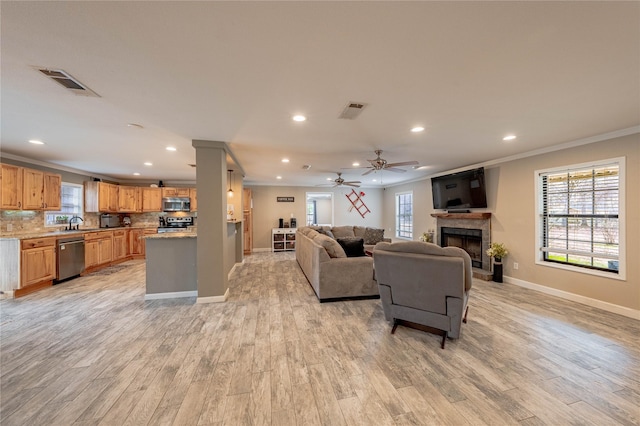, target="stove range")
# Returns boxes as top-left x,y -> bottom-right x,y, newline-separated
158,216 -> 194,233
